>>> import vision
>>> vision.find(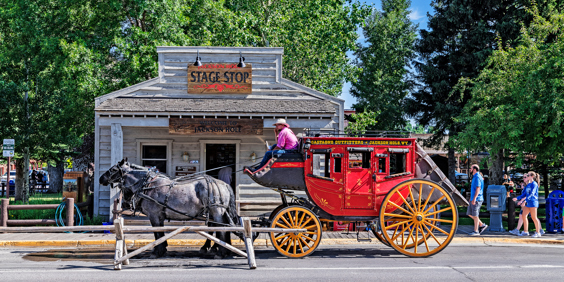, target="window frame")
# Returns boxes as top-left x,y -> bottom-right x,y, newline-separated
136,139 -> 173,176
